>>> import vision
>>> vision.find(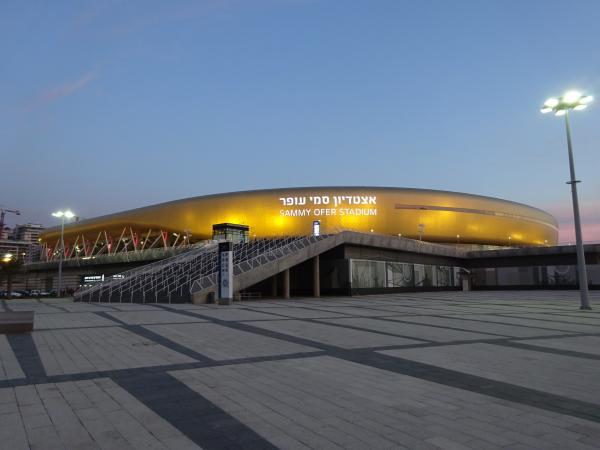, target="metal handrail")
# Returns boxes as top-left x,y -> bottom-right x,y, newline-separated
76,234 -> 332,303
189,235 -> 328,294
74,242 -> 217,302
